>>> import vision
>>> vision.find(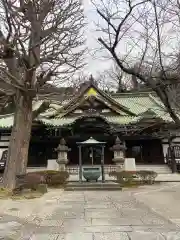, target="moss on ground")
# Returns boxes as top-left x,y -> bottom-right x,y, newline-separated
0,187 -> 13,199
11,191 -> 44,200
0,187 -> 45,200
